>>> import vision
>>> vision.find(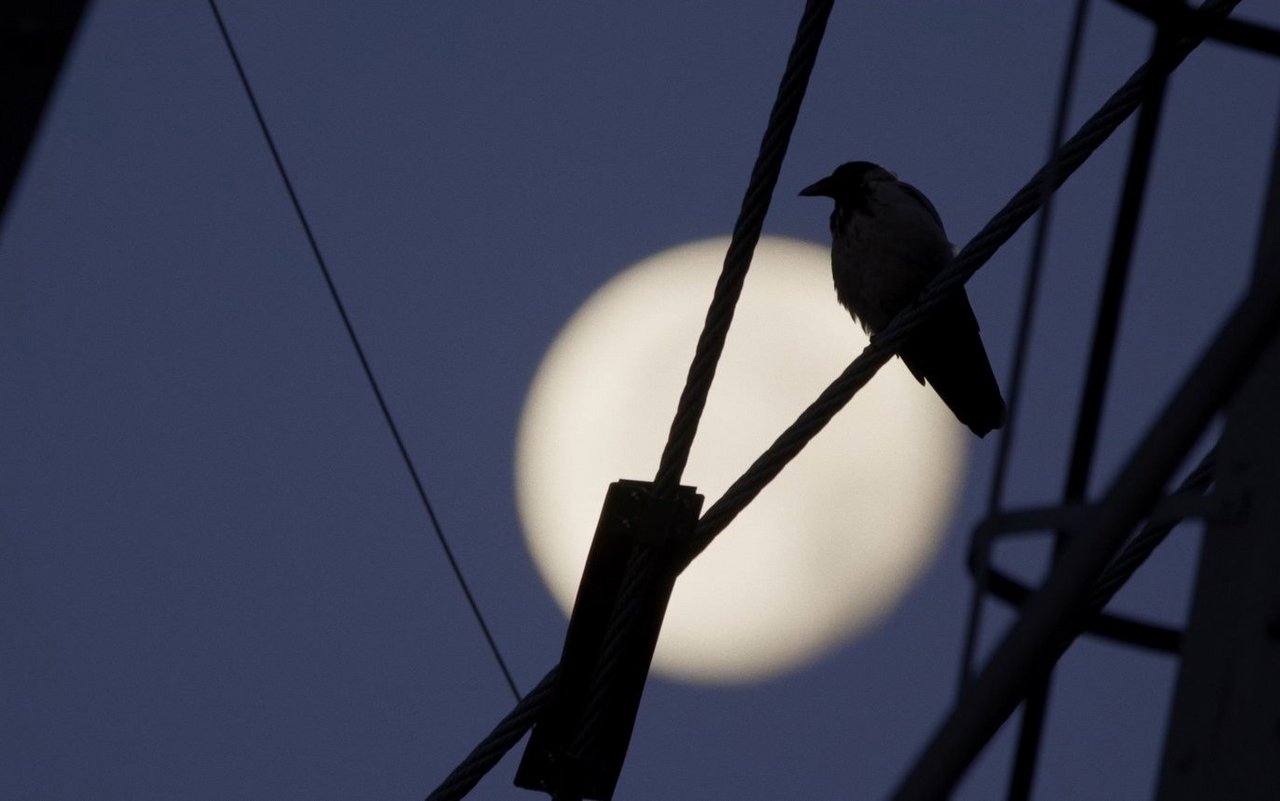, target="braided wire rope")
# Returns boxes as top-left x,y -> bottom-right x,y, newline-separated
652,0 -> 835,498
681,0 -> 1241,562
424,0 -> 1241,796
204,0 -> 522,701
569,0 -> 836,770
891,275 -> 1280,799
426,668 -> 560,801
